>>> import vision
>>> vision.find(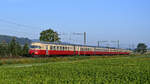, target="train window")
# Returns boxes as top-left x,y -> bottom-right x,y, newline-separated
50,46 -> 52,50
30,45 -> 41,49
60,46 -> 62,51
59,46 -> 61,50
80,48 -> 82,51
61,47 -> 63,51
53,46 -> 54,50
66,47 -> 68,51
68,47 -> 70,51
52,46 -> 55,50
40,46 -> 44,49
63,47 -> 65,51
56,46 -> 58,50
69,47 -> 71,51
71,47 -> 72,50
54,46 -> 56,50
64,47 -> 66,50
57,46 -> 60,50
50,46 -> 53,50
67,47 -> 69,50
64,47 -> 66,51
52,46 -> 53,50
